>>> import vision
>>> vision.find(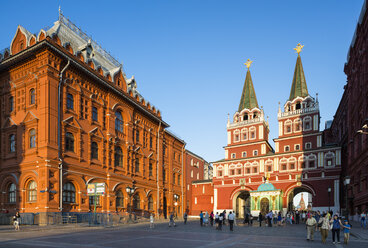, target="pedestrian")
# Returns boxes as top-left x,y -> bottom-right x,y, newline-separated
330,214 -> 342,244
273,211 -> 277,225
183,212 -> 188,225
210,211 -> 214,226
258,212 -> 263,227
296,210 -> 300,224
361,211 -> 367,228
318,213 -> 330,244
342,219 -> 351,245
150,213 -> 155,228
228,211 -> 235,231
249,213 -> 253,226
243,212 -> 249,225
277,212 -> 282,226
302,211 -> 306,223
266,211 -> 273,227
204,211 -> 209,226
13,212 -> 20,231
169,212 -> 176,227
215,212 -> 219,229
223,210 -> 227,225
305,214 -> 317,241
199,211 -> 204,226
218,213 -> 223,230
314,211 -> 321,231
